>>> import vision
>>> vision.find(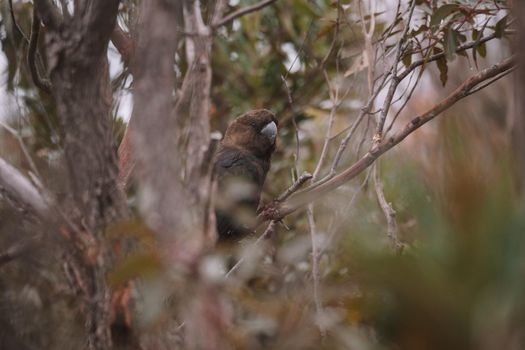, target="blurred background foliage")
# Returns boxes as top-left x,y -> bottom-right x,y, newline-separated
1,0 -> 523,349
